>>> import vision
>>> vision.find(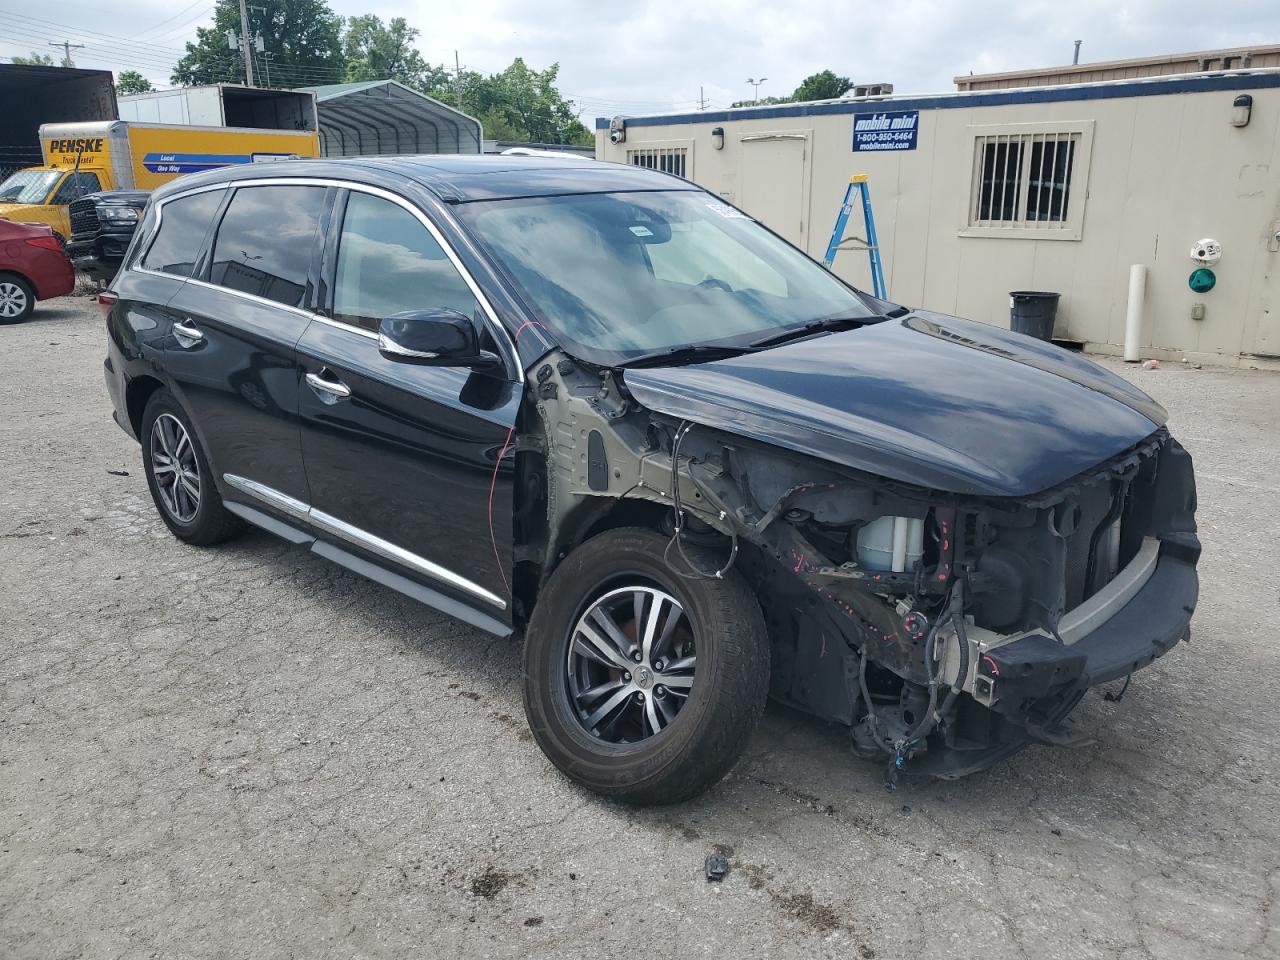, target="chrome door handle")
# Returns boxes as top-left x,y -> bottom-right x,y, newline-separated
305,370 -> 351,401
172,320 -> 204,344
